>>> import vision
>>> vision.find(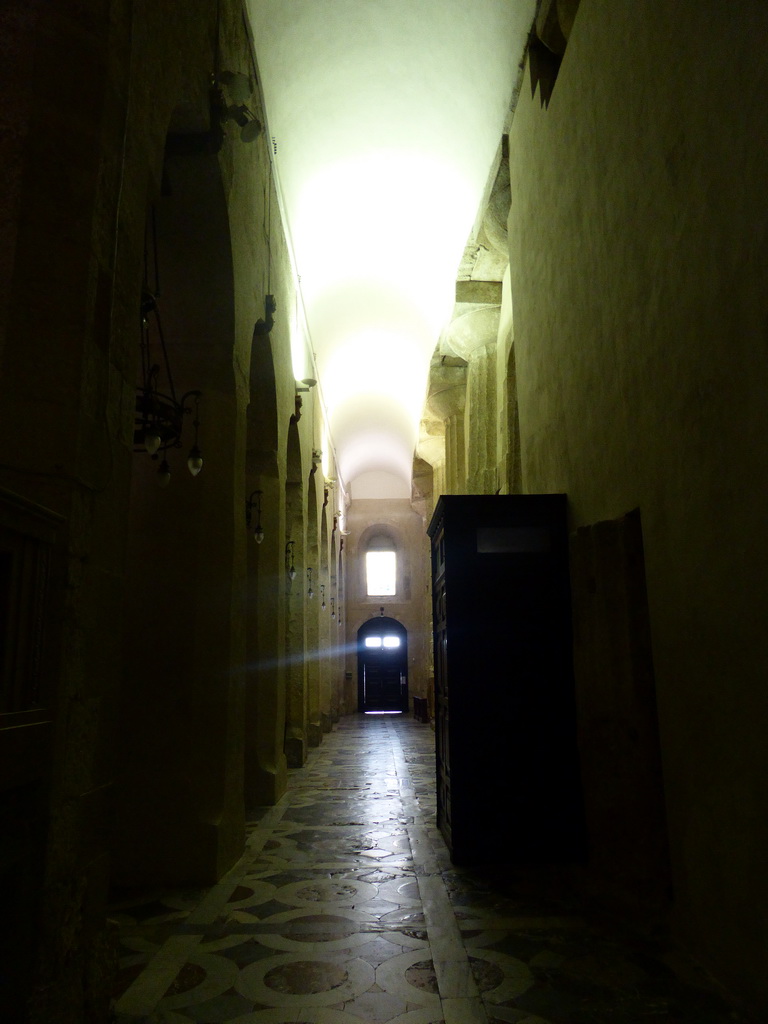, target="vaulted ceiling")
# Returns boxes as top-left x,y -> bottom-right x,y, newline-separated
246,0 -> 536,496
